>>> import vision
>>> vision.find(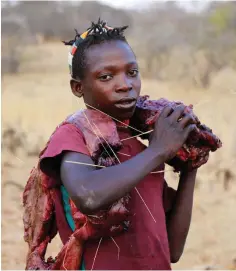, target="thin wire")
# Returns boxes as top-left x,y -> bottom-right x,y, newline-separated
65,160 -> 173,175
91,120 -> 157,223
117,152 -> 131,157
92,120 -> 171,176
91,121 -> 121,164
91,237 -> 103,270
81,109 -> 160,223
151,169 -> 173,174
65,161 -> 105,168
82,111 -> 112,161
84,103 -> 143,133
120,130 -> 153,142
134,187 -> 156,223
110,237 -> 120,260
15,156 -> 25,163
